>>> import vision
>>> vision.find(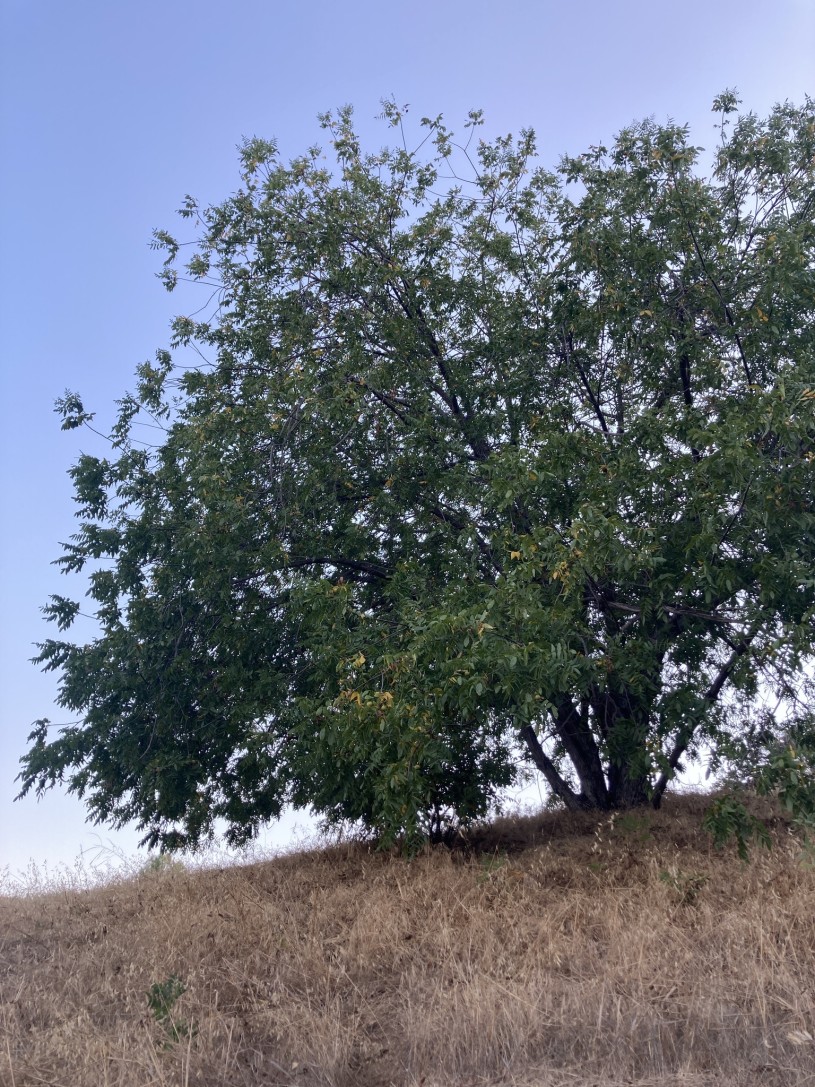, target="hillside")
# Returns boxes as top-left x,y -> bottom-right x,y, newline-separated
2,794 -> 814,1087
